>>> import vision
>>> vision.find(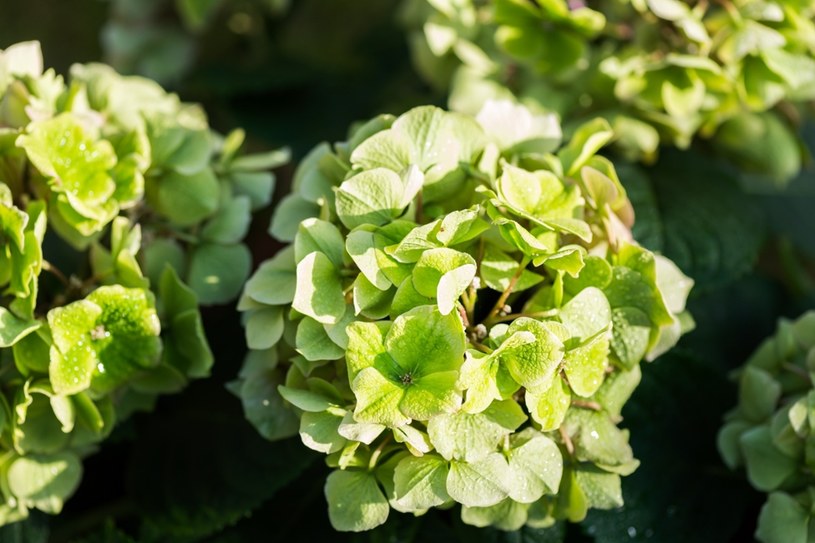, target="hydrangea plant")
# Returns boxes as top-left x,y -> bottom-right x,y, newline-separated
401,0 -> 815,182
718,311 -> 815,543
0,41 -> 283,524
234,102 -> 694,532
